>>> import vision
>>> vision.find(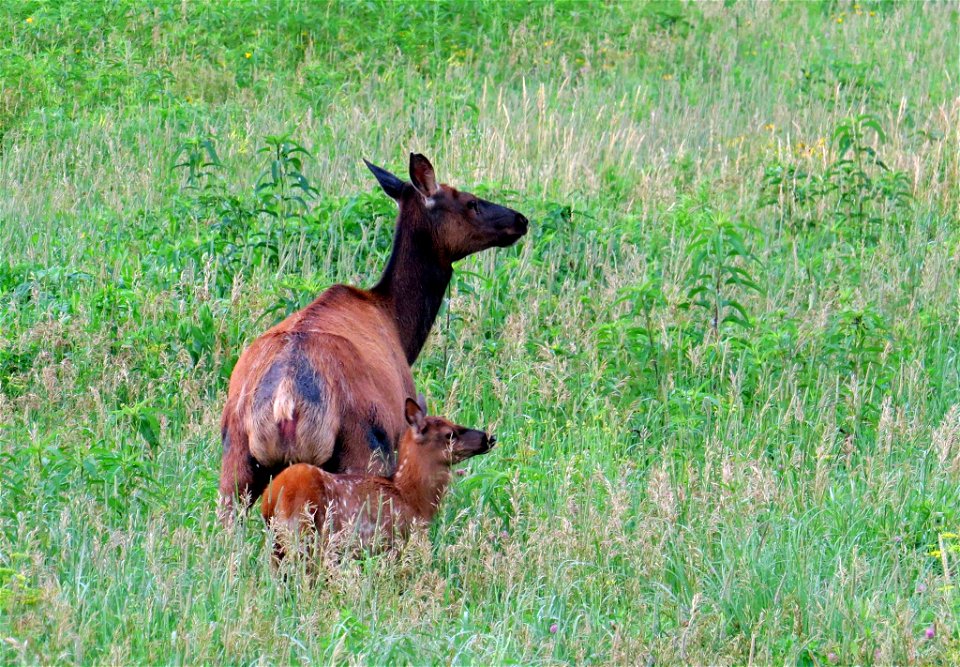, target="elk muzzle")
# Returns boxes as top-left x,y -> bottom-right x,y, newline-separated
452,429 -> 495,463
